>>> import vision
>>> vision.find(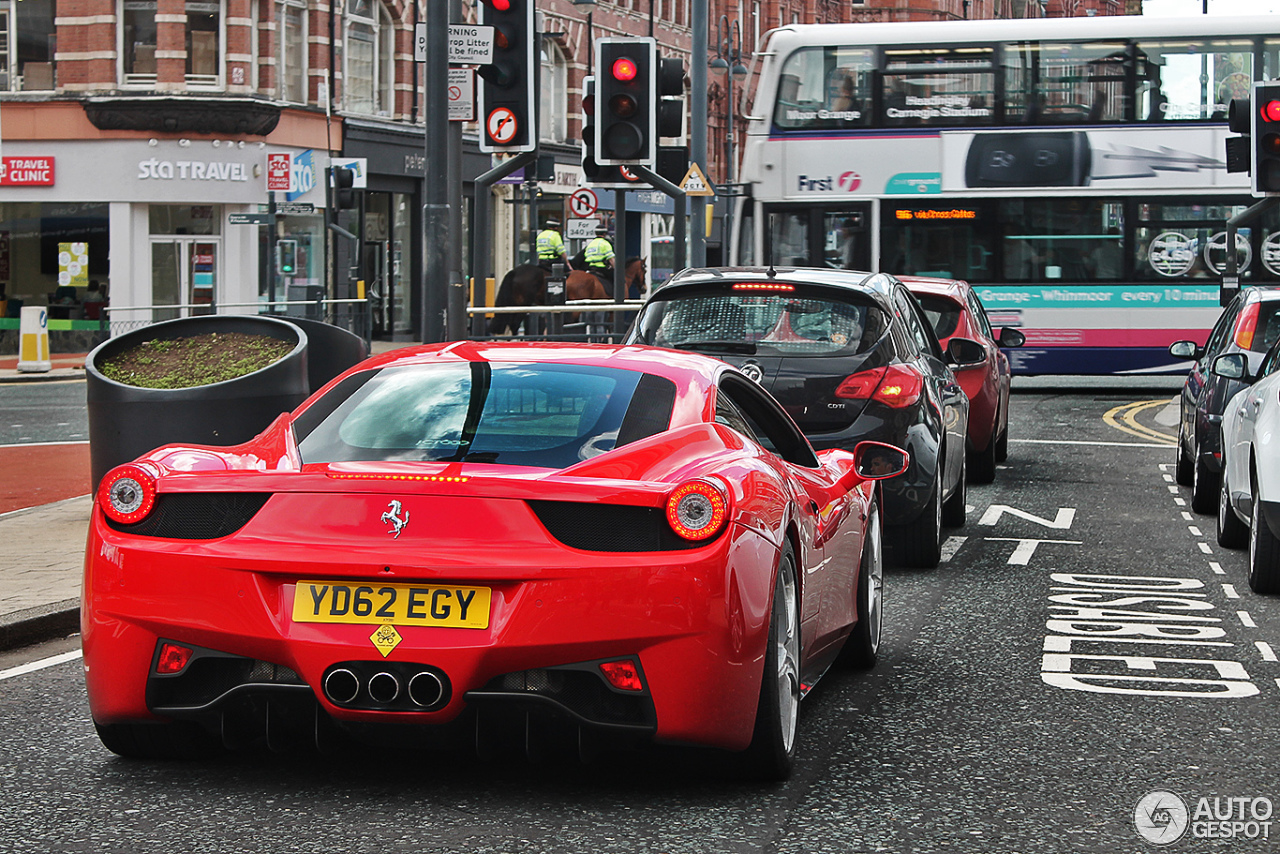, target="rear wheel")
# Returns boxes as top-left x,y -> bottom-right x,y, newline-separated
1175,420 -> 1194,486
942,454 -> 966,528
893,478 -> 943,568
839,501 -> 883,669
742,545 -> 801,781
1217,473 -> 1247,549
1191,450 -> 1219,515
1249,493 -> 1280,594
94,720 -> 221,761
